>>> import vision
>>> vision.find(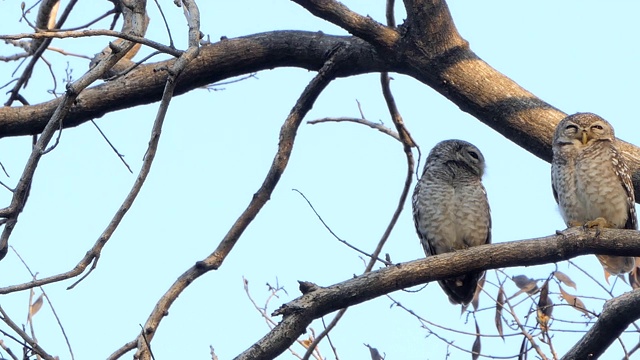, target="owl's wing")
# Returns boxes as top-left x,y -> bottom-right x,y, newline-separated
611,146 -> 638,230
412,186 -> 436,257
482,186 -> 492,246
550,168 -> 560,205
